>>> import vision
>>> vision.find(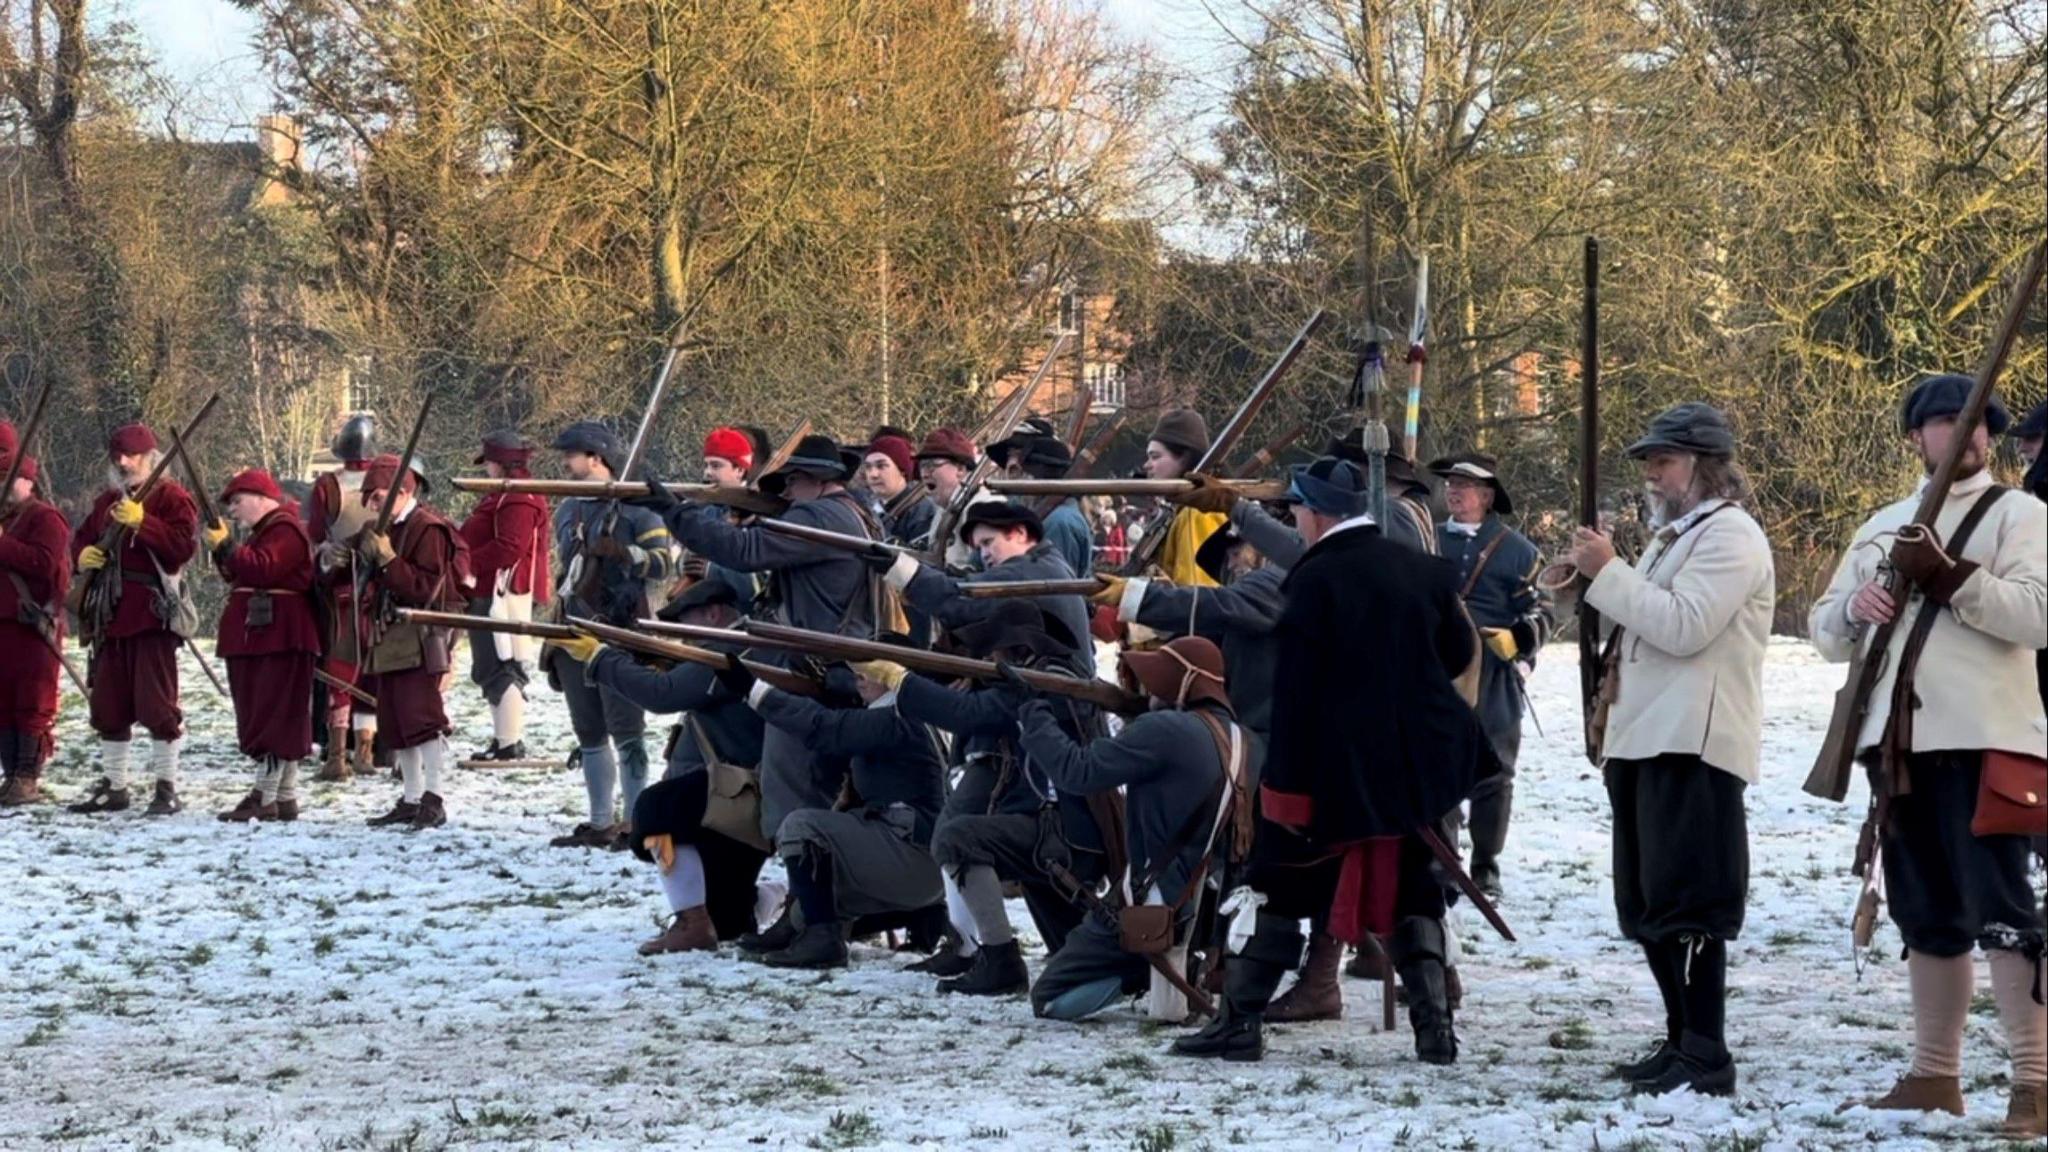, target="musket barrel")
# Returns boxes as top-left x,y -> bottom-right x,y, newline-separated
989,478 -> 1287,500
396,608 -> 578,640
